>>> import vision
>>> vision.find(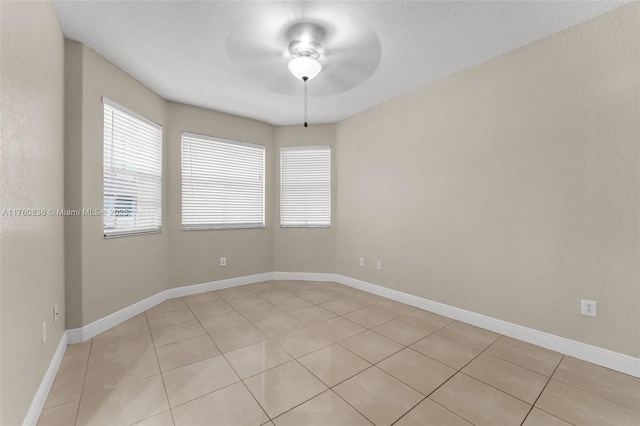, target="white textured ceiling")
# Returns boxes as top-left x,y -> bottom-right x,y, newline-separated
54,1 -> 628,126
